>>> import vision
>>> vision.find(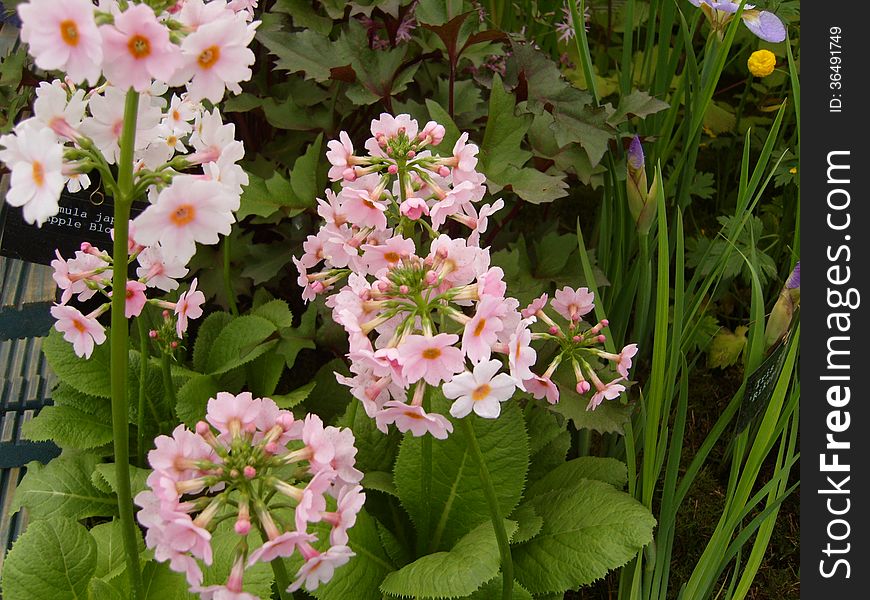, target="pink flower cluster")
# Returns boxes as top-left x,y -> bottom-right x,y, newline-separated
520,287 -> 638,410
294,116 -> 639,433
1,1 -> 253,232
49,231 -> 206,357
136,391 -> 364,597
